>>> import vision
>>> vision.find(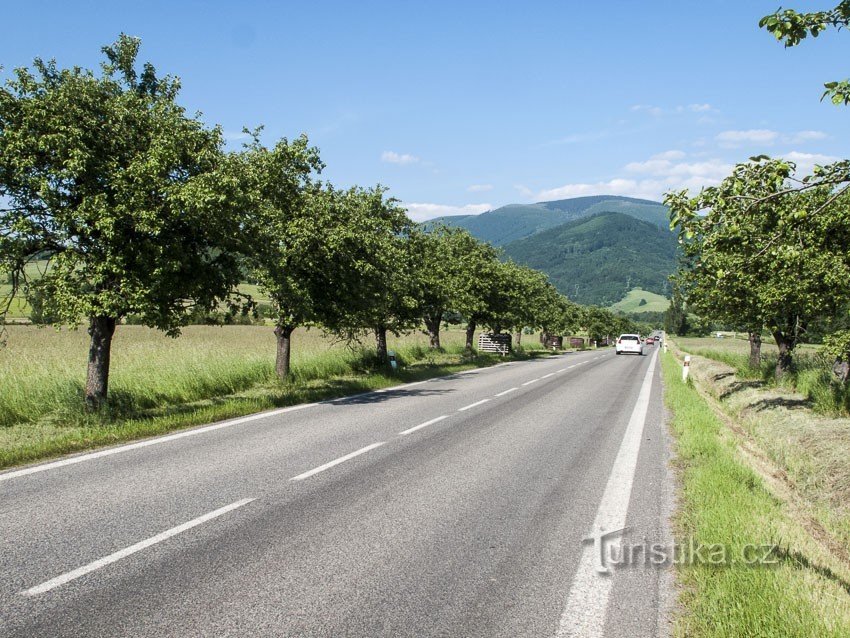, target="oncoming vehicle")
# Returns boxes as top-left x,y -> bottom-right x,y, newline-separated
645,337 -> 655,346
615,334 -> 643,356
